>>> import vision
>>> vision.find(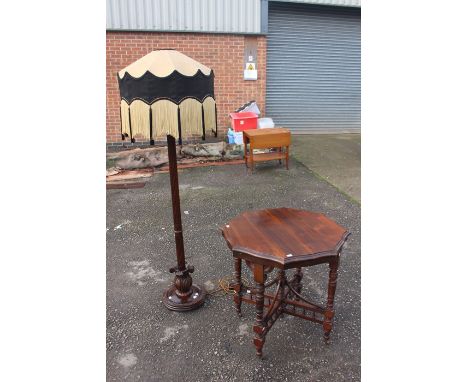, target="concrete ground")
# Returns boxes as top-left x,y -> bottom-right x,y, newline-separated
291,134 -> 361,203
107,159 -> 360,381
